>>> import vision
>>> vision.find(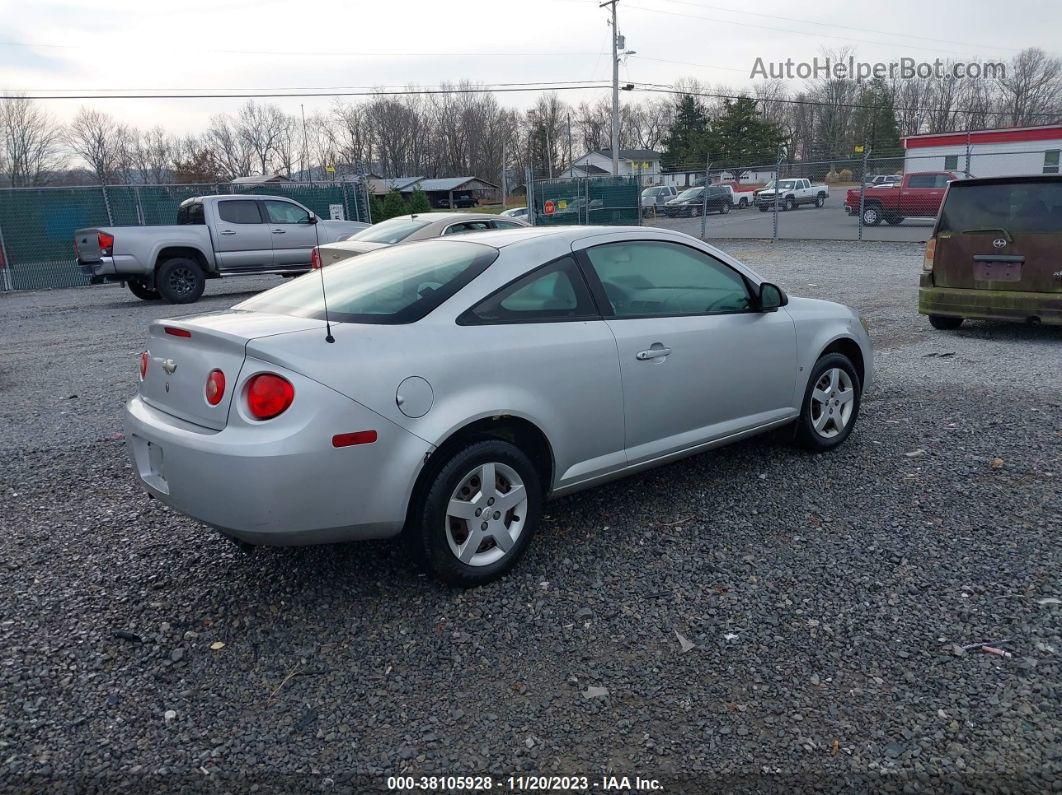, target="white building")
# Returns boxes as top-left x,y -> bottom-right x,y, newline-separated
565,149 -> 663,178
903,125 -> 1062,178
